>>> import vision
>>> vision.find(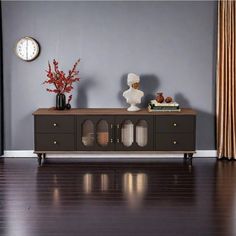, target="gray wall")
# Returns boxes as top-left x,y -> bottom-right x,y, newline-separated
1,1 -> 217,150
